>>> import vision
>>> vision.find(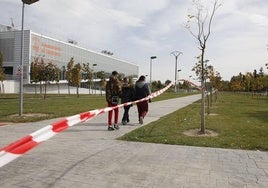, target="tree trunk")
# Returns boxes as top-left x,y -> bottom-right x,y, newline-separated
44,82 -> 47,100
206,94 -> 210,115
210,88 -> 213,107
200,49 -> 206,134
76,86 -> 79,98
34,83 -> 37,95
39,82 -> 42,94
200,81 -> 205,134
58,83 -> 60,94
